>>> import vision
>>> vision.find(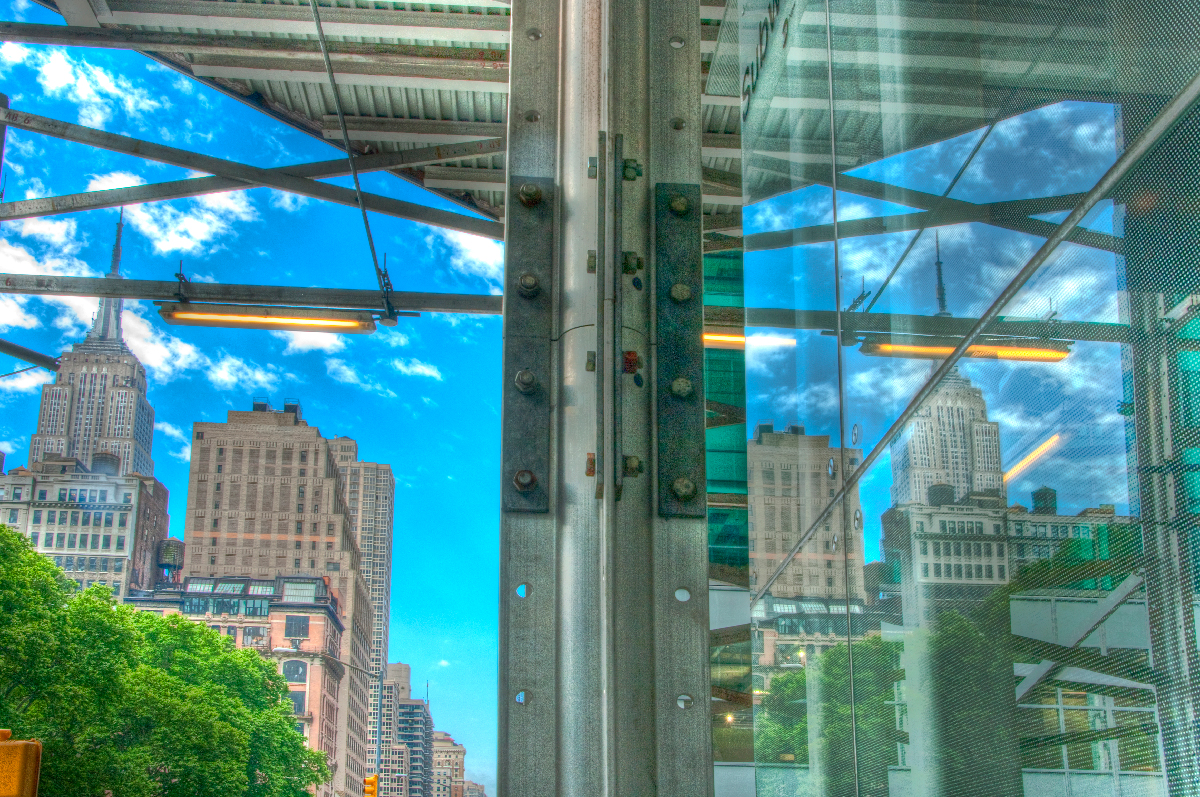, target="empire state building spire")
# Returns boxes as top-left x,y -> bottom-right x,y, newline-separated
86,210 -> 126,346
